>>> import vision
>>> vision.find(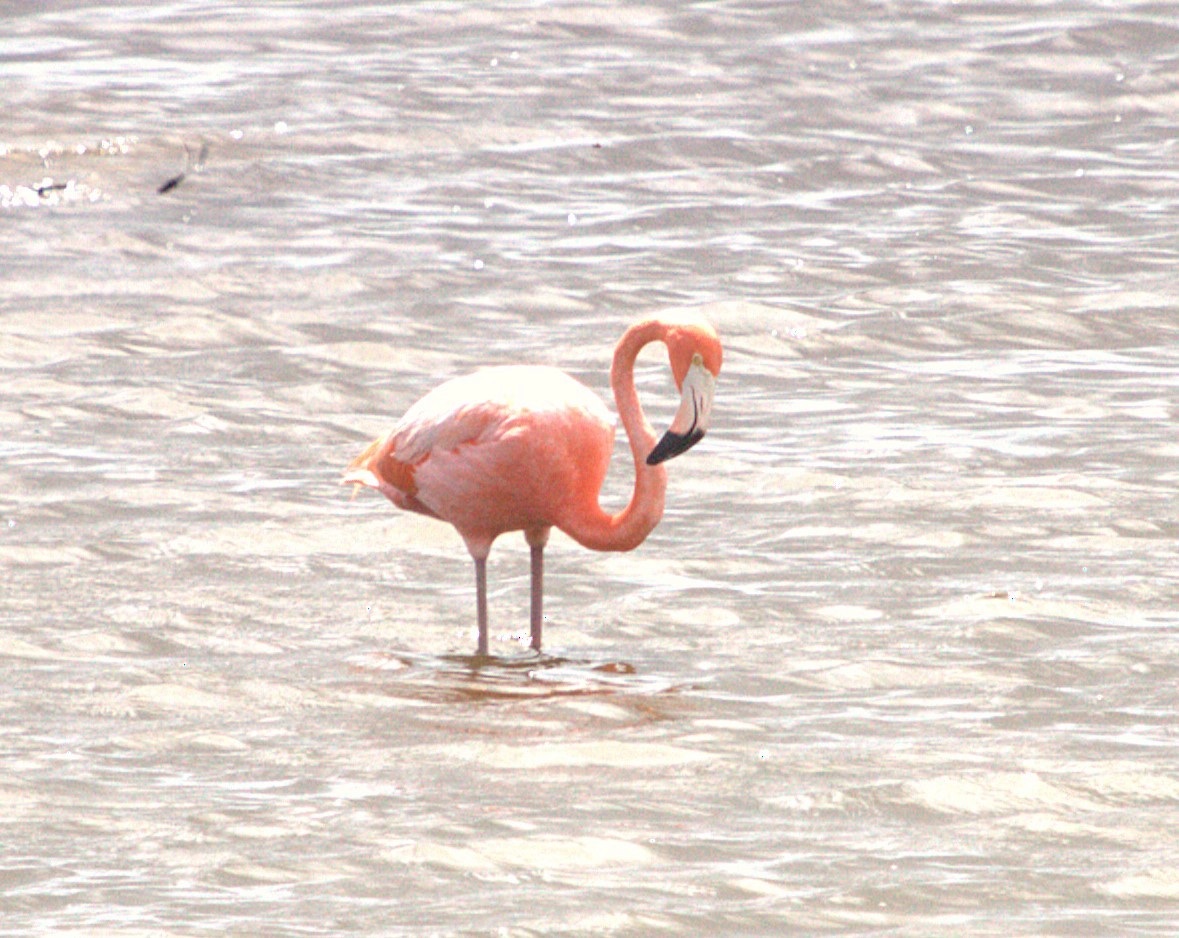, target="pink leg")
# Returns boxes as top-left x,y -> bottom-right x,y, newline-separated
529,543 -> 544,651
525,527 -> 551,652
474,555 -> 489,656
464,537 -> 494,657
